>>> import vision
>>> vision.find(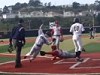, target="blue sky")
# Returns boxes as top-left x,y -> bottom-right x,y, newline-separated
0,0 -> 97,8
